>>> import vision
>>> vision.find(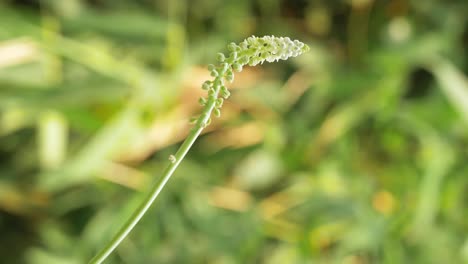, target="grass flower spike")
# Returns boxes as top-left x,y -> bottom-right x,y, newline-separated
89,36 -> 308,264
194,36 -> 309,129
